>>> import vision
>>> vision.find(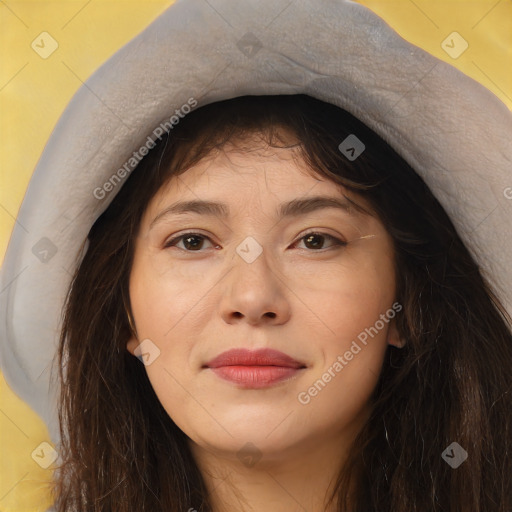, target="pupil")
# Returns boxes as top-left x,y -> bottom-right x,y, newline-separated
305,234 -> 323,249
184,236 -> 202,250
